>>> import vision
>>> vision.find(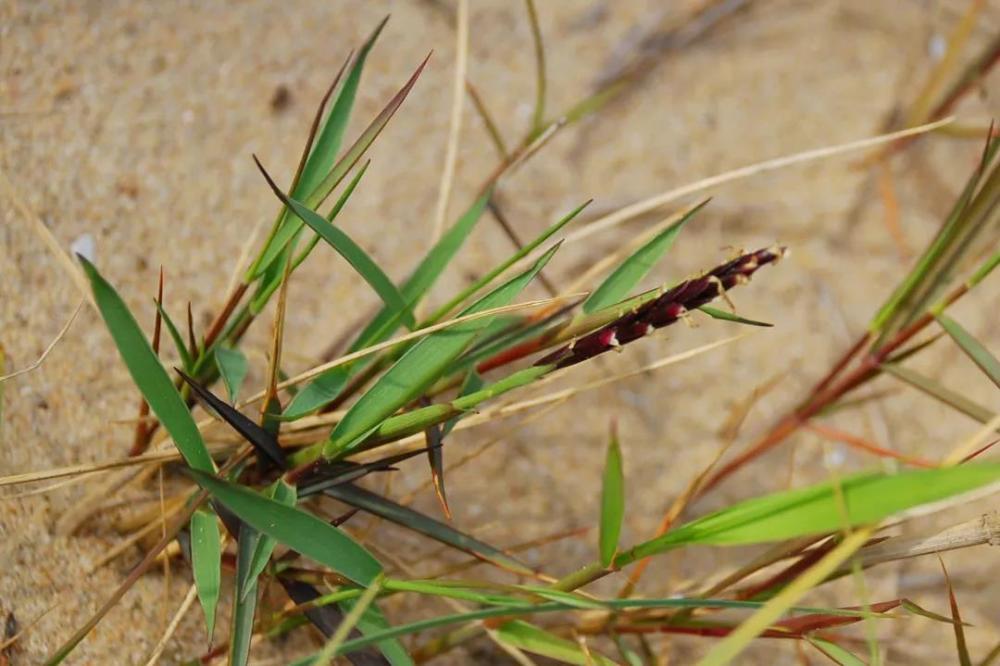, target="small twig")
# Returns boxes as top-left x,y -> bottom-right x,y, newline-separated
0,301 -> 84,383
